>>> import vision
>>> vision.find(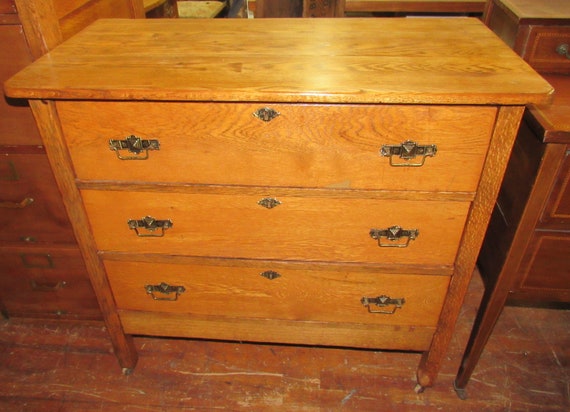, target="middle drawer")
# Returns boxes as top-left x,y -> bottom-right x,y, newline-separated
82,190 -> 470,266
